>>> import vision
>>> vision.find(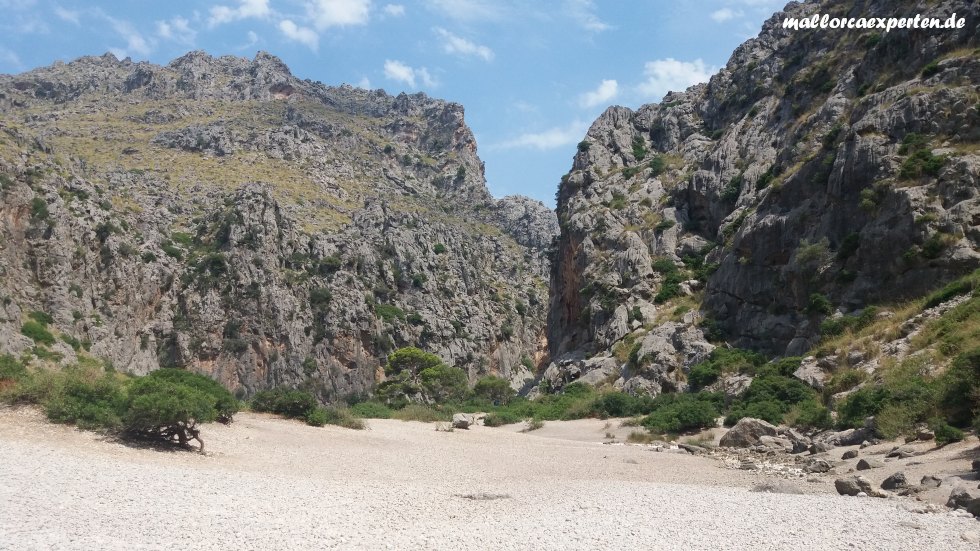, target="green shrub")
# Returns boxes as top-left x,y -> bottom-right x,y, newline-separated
473,376 -> 516,405
375,303 -> 406,322
720,174 -> 742,202
930,419 -> 963,446
392,404 -> 449,422
900,149 -> 945,179
433,243 -> 448,254
483,410 -> 523,427
824,368 -> 868,395
28,311 -> 54,325
806,293 -> 833,315
923,271 -> 978,308
938,347 -> 980,427
21,320 -> 55,346
305,406 -> 329,426
787,399 -> 832,429
418,364 -> 468,403
577,140 -> 591,152
820,307 -> 877,337
920,62 -> 940,78
30,197 -> 49,220
305,406 -> 364,429
45,370 -> 127,431
726,375 -> 817,426
631,137 -> 647,161
350,401 -> 393,419
643,393 -> 722,434
648,155 -> 666,176
310,287 -> 332,308
0,354 -> 27,382
251,388 -> 317,419
688,361 -> 720,389
725,399 -> 786,426
836,386 -> 890,429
